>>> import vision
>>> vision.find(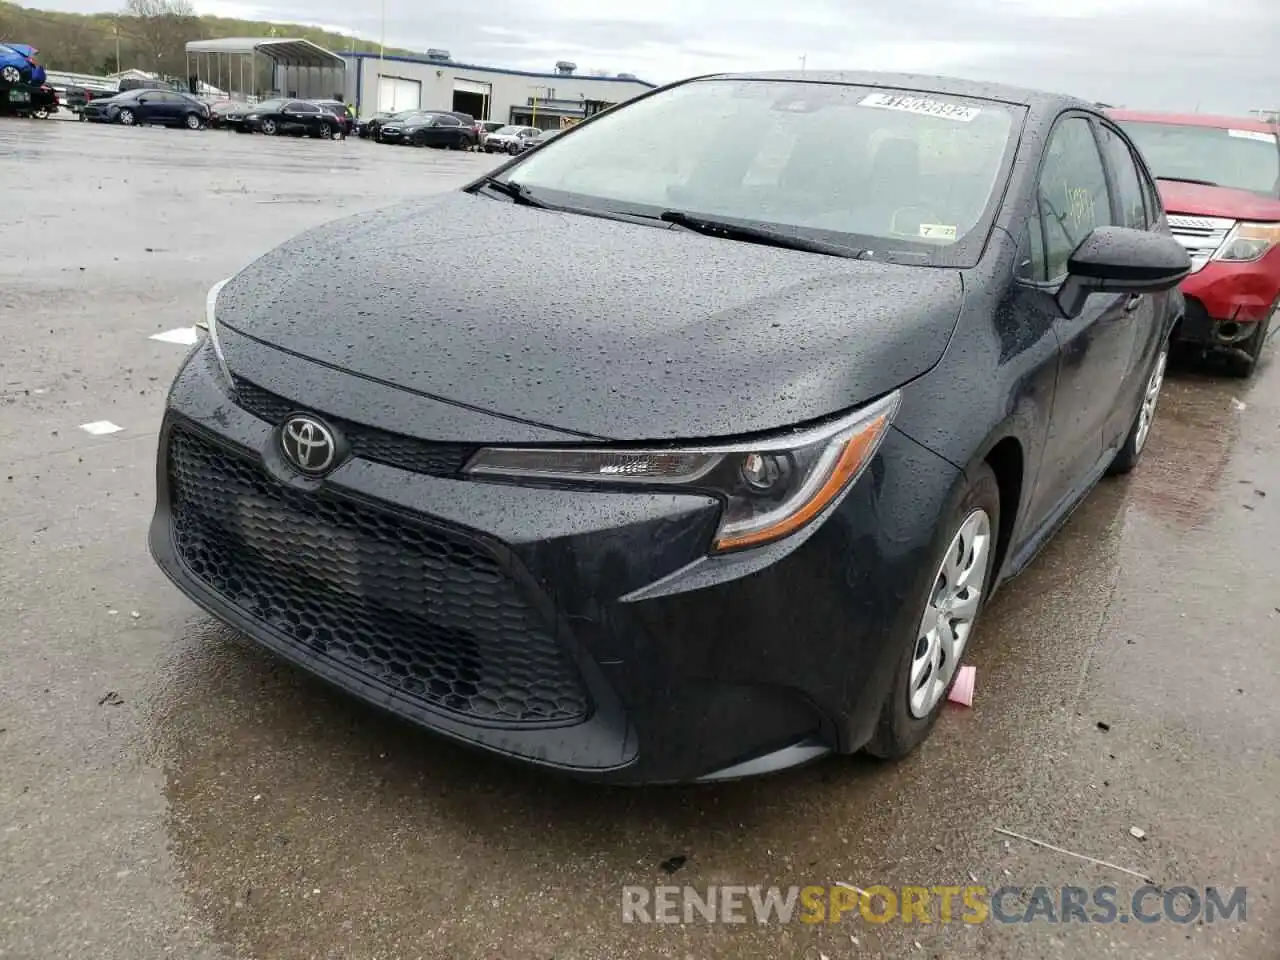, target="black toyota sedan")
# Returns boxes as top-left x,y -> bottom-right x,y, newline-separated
82,88 -> 209,128
151,72 -> 1189,784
